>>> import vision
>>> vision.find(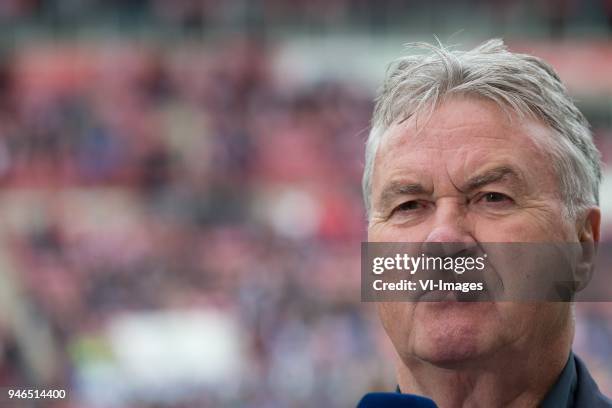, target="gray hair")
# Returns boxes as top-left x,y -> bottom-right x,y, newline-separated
363,39 -> 601,221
